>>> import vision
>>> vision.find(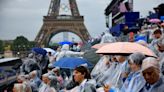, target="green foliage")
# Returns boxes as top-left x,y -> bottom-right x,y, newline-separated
12,36 -> 29,51
0,40 -> 4,52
